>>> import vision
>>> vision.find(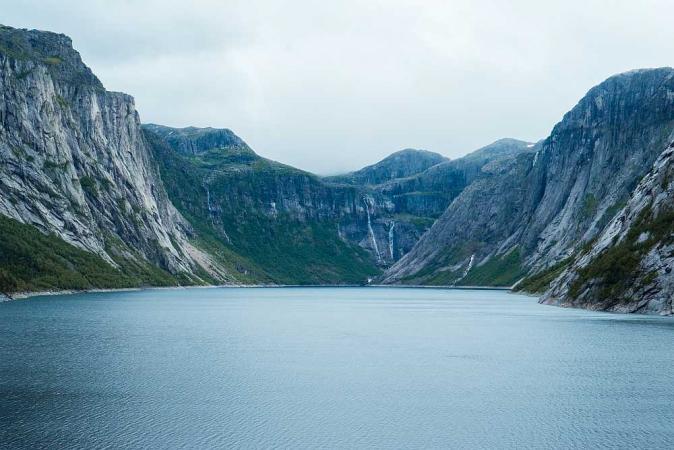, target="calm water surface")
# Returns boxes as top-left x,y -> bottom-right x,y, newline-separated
1,287 -> 673,449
